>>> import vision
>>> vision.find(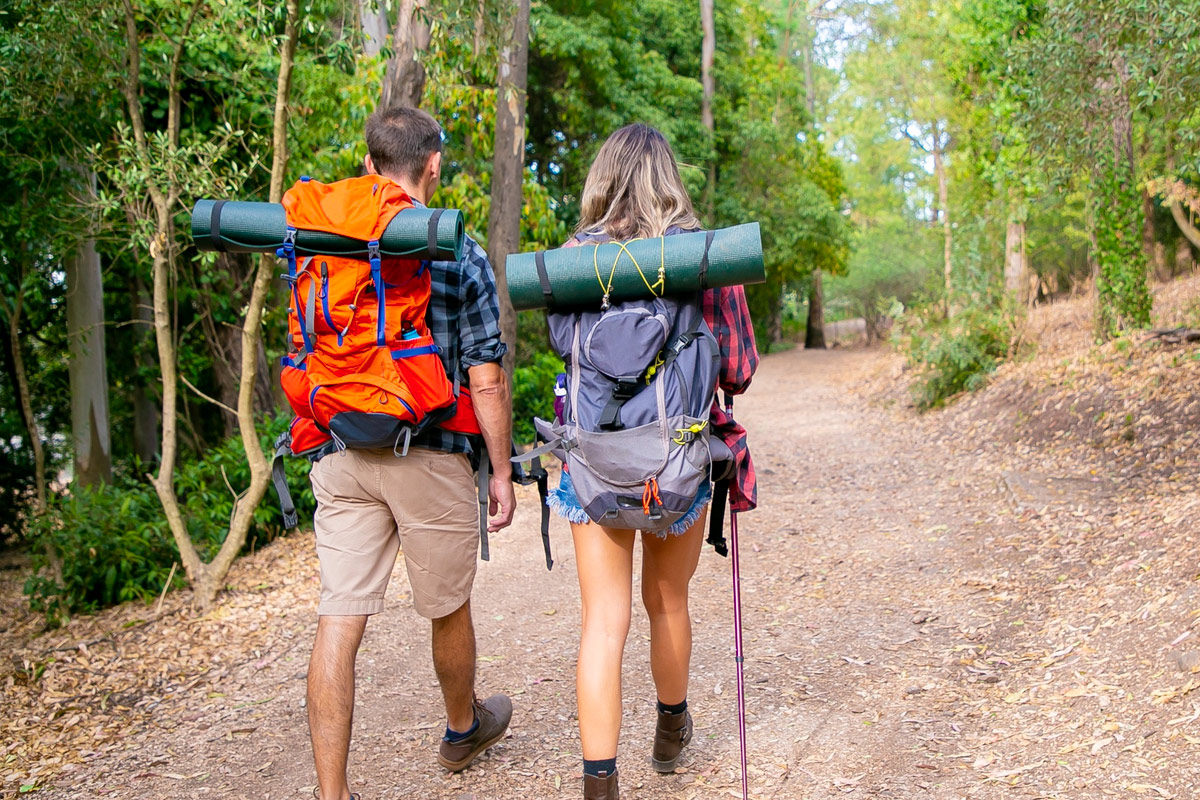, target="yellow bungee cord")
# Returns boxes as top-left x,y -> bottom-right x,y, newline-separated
593,235 -> 668,310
